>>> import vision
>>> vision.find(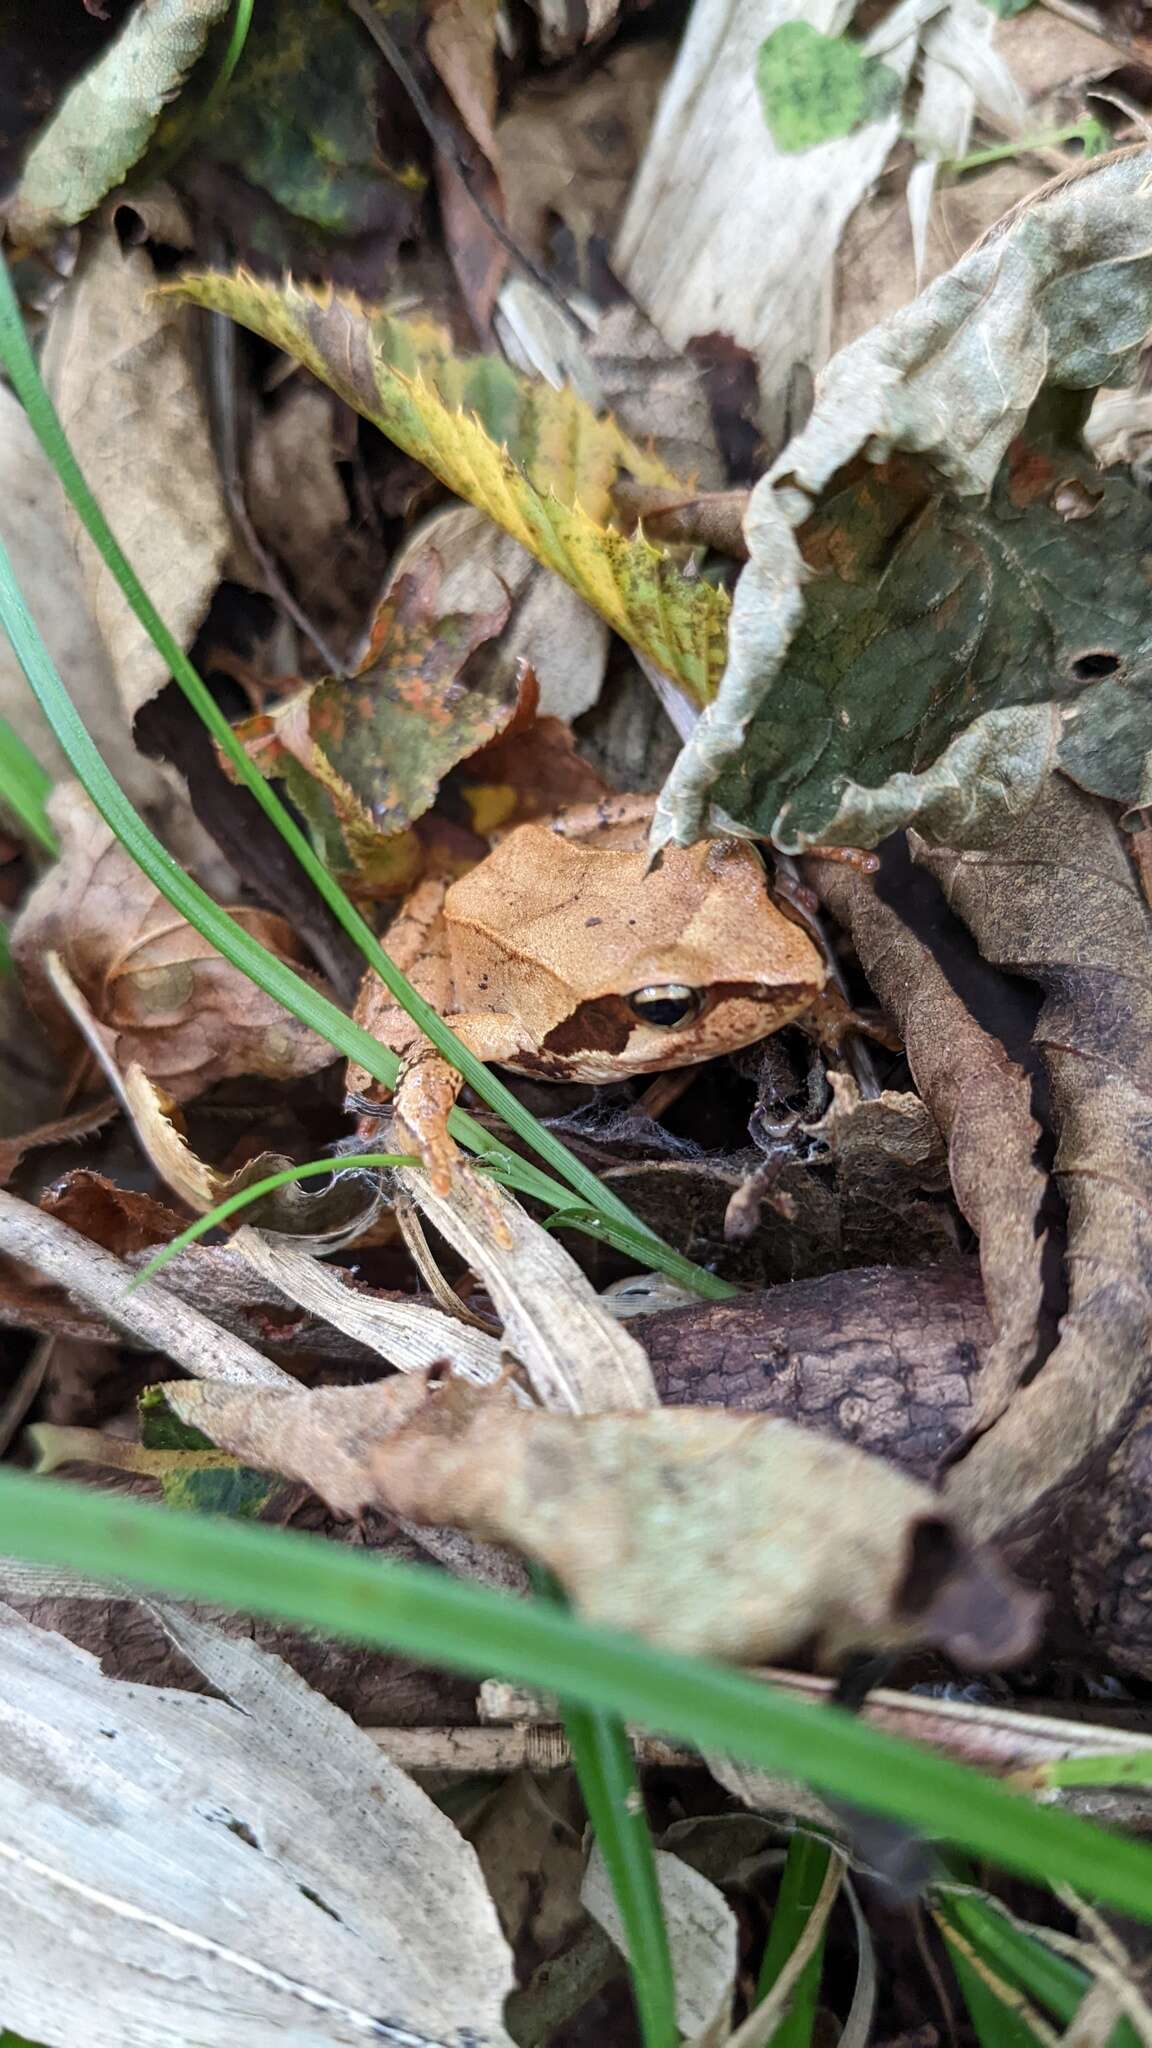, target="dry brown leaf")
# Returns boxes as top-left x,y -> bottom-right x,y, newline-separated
169,1370 -> 1041,1669
13,787 -> 336,1102
387,504 -> 610,725
466,1771 -> 587,1961
0,385 -> 173,816
832,159 -> 1043,359
0,1097 -> 118,1187
166,1373 -> 431,1510
611,482 -> 750,559
497,45 -> 670,270
584,1842 -> 738,2046
993,5 -> 1118,99
426,0 -> 501,168
41,221 -> 230,720
40,1168 -> 183,1255
810,852 -> 1048,1436
589,299 -> 727,493
452,712 -> 613,837
115,1067 -> 384,1252
243,380 -> 380,653
919,777 -> 1152,1540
